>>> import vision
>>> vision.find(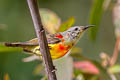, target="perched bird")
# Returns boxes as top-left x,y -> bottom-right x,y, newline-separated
4,25 -> 94,59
